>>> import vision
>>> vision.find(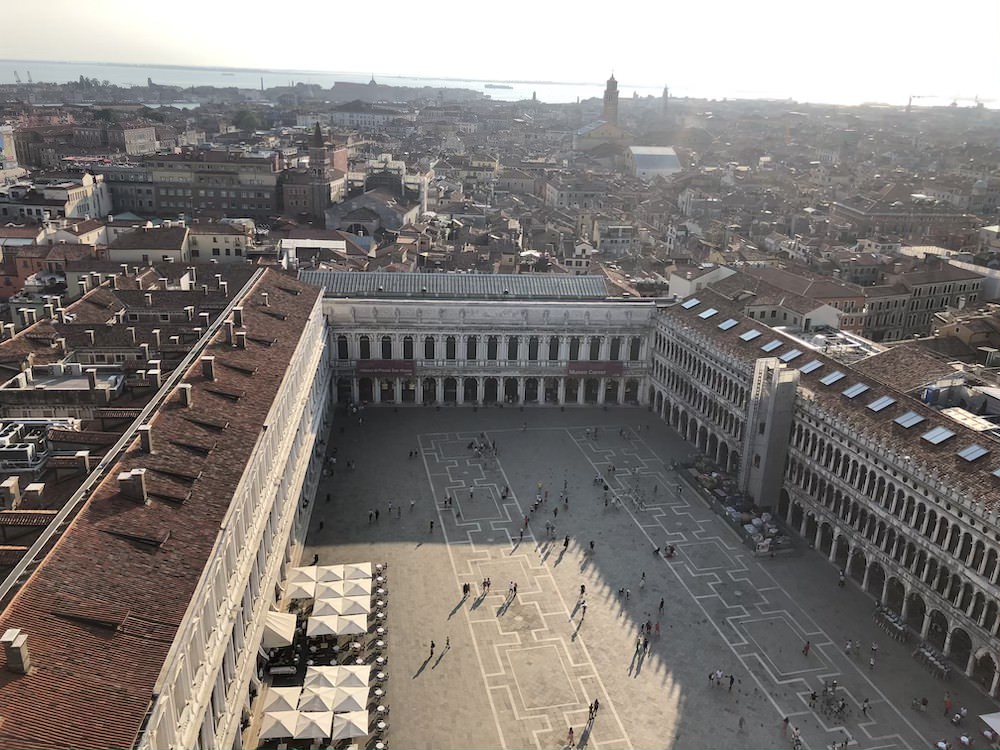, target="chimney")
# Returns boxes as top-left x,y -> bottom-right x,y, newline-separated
24,483 -> 44,503
56,337 -> 67,355
139,342 -> 150,359
192,327 -> 202,339
232,307 -> 243,327
138,425 -> 154,453
120,263 -> 129,277
202,355 -> 215,381
127,326 -> 136,344
187,266 -> 197,283
0,477 -> 20,510
178,383 -> 193,407
78,280 -> 88,296
201,284 -> 209,295
219,281 -> 229,296
152,329 -> 161,348
85,329 -> 95,346
158,277 -> 168,288
3,323 -> 14,340
17,309 -> 28,328
75,450 -> 91,473
43,303 -> 55,320
262,292 -> 270,307
214,273 -> 222,289
56,308 -> 66,324
224,320 -> 234,345
109,274 -> 118,290
236,331 -> 247,349
85,368 -> 98,390
146,367 -> 161,387
185,306 -> 195,322
199,312 -> 210,328
118,468 -> 149,505
132,266 -> 139,277
1,629 -> 31,675
144,293 -> 153,307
